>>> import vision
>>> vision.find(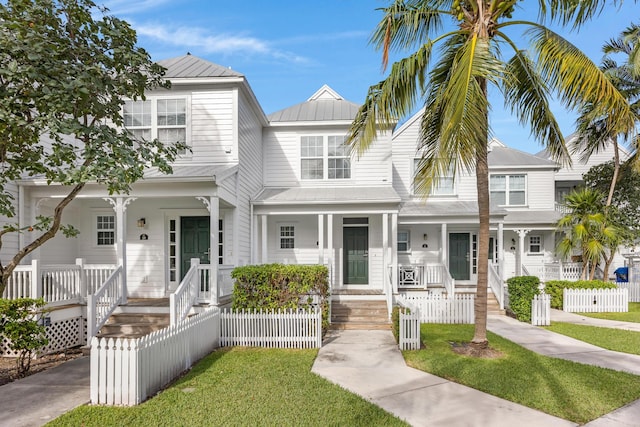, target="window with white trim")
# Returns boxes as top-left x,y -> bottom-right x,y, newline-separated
529,235 -> 542,253
490,174 -> 526,206
96,215 -> 115,246
398,230 -> 410,252
124,97 -> 188,151
300,135 -> 351,180
413,159 -> 455,195
279,225 -> 295,249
